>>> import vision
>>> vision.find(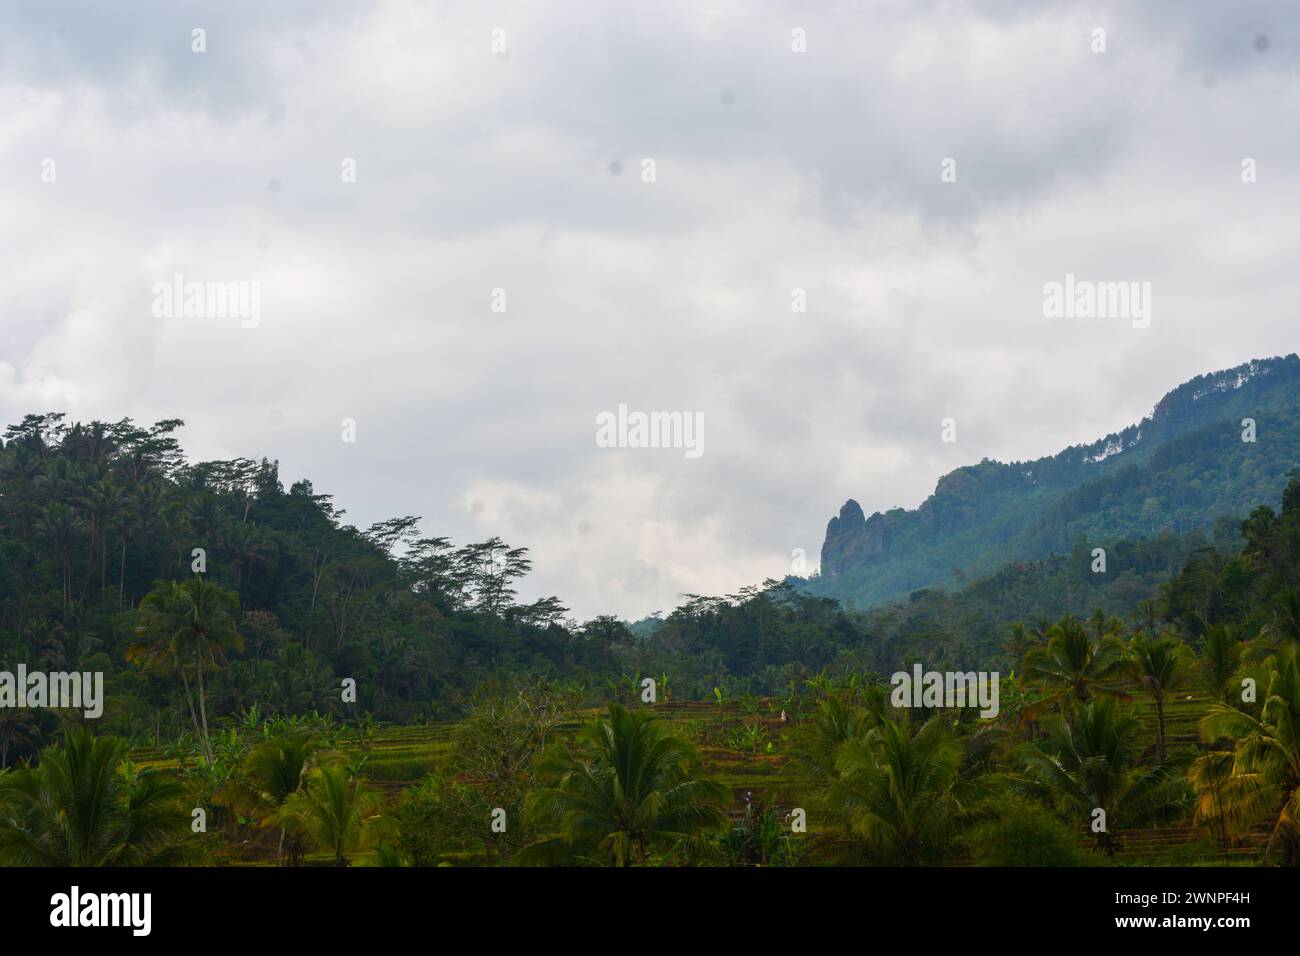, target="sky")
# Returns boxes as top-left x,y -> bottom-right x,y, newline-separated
1,1 -> 1297,621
